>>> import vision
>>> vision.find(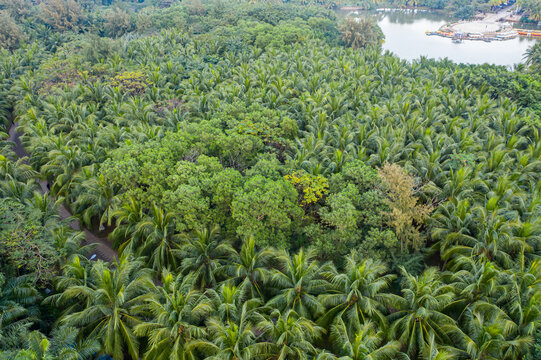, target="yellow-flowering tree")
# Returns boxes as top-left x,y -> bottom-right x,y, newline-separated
110,71 -> 152,96
284,171 -> 329,209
